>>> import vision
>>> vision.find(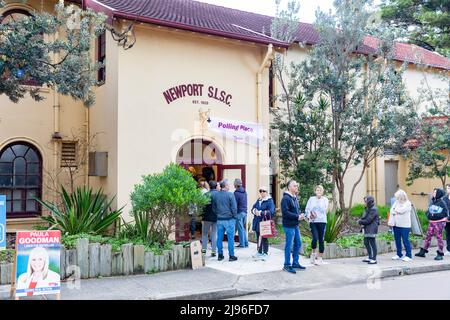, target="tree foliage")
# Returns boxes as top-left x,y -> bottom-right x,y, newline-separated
130,163 -> 210,244
270,1 -> 333,208
271,0 -> 417,218
380,0 -> 450,57
0,0 -> 106,106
